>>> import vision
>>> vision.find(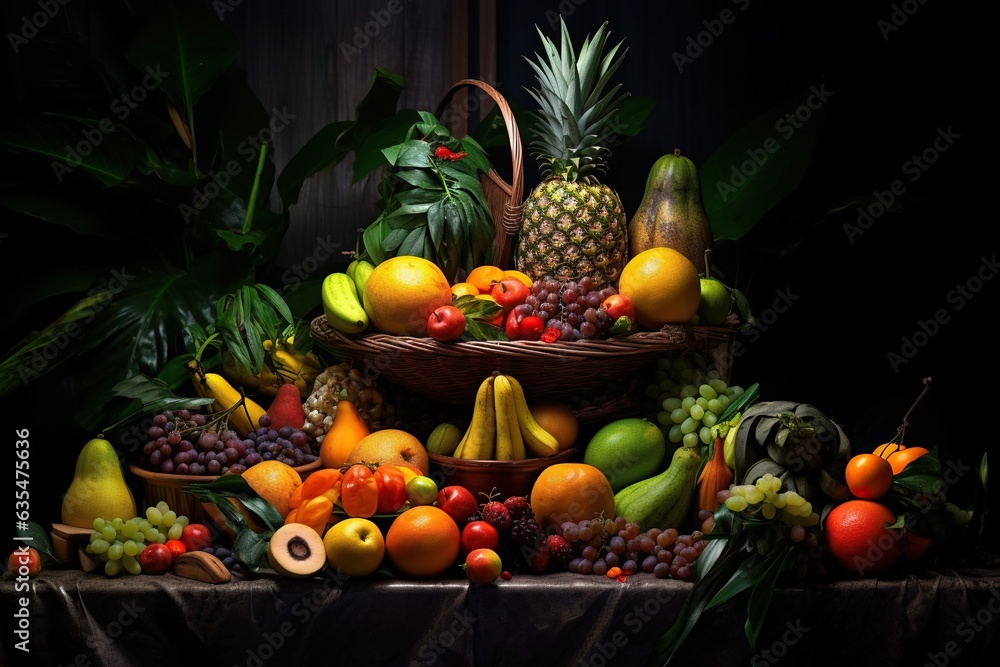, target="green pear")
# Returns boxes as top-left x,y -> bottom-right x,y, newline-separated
61,437 -> 136,528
